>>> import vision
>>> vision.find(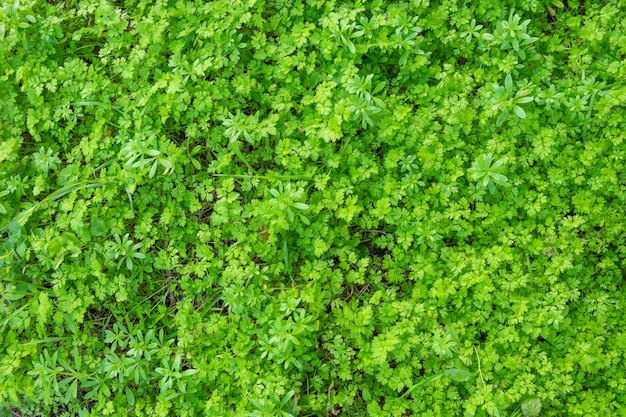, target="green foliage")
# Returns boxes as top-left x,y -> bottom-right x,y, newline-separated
2,0 -> 626,416
521,397 -> 543,417
470,154 -> 509,194
490,74 -> 535,126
